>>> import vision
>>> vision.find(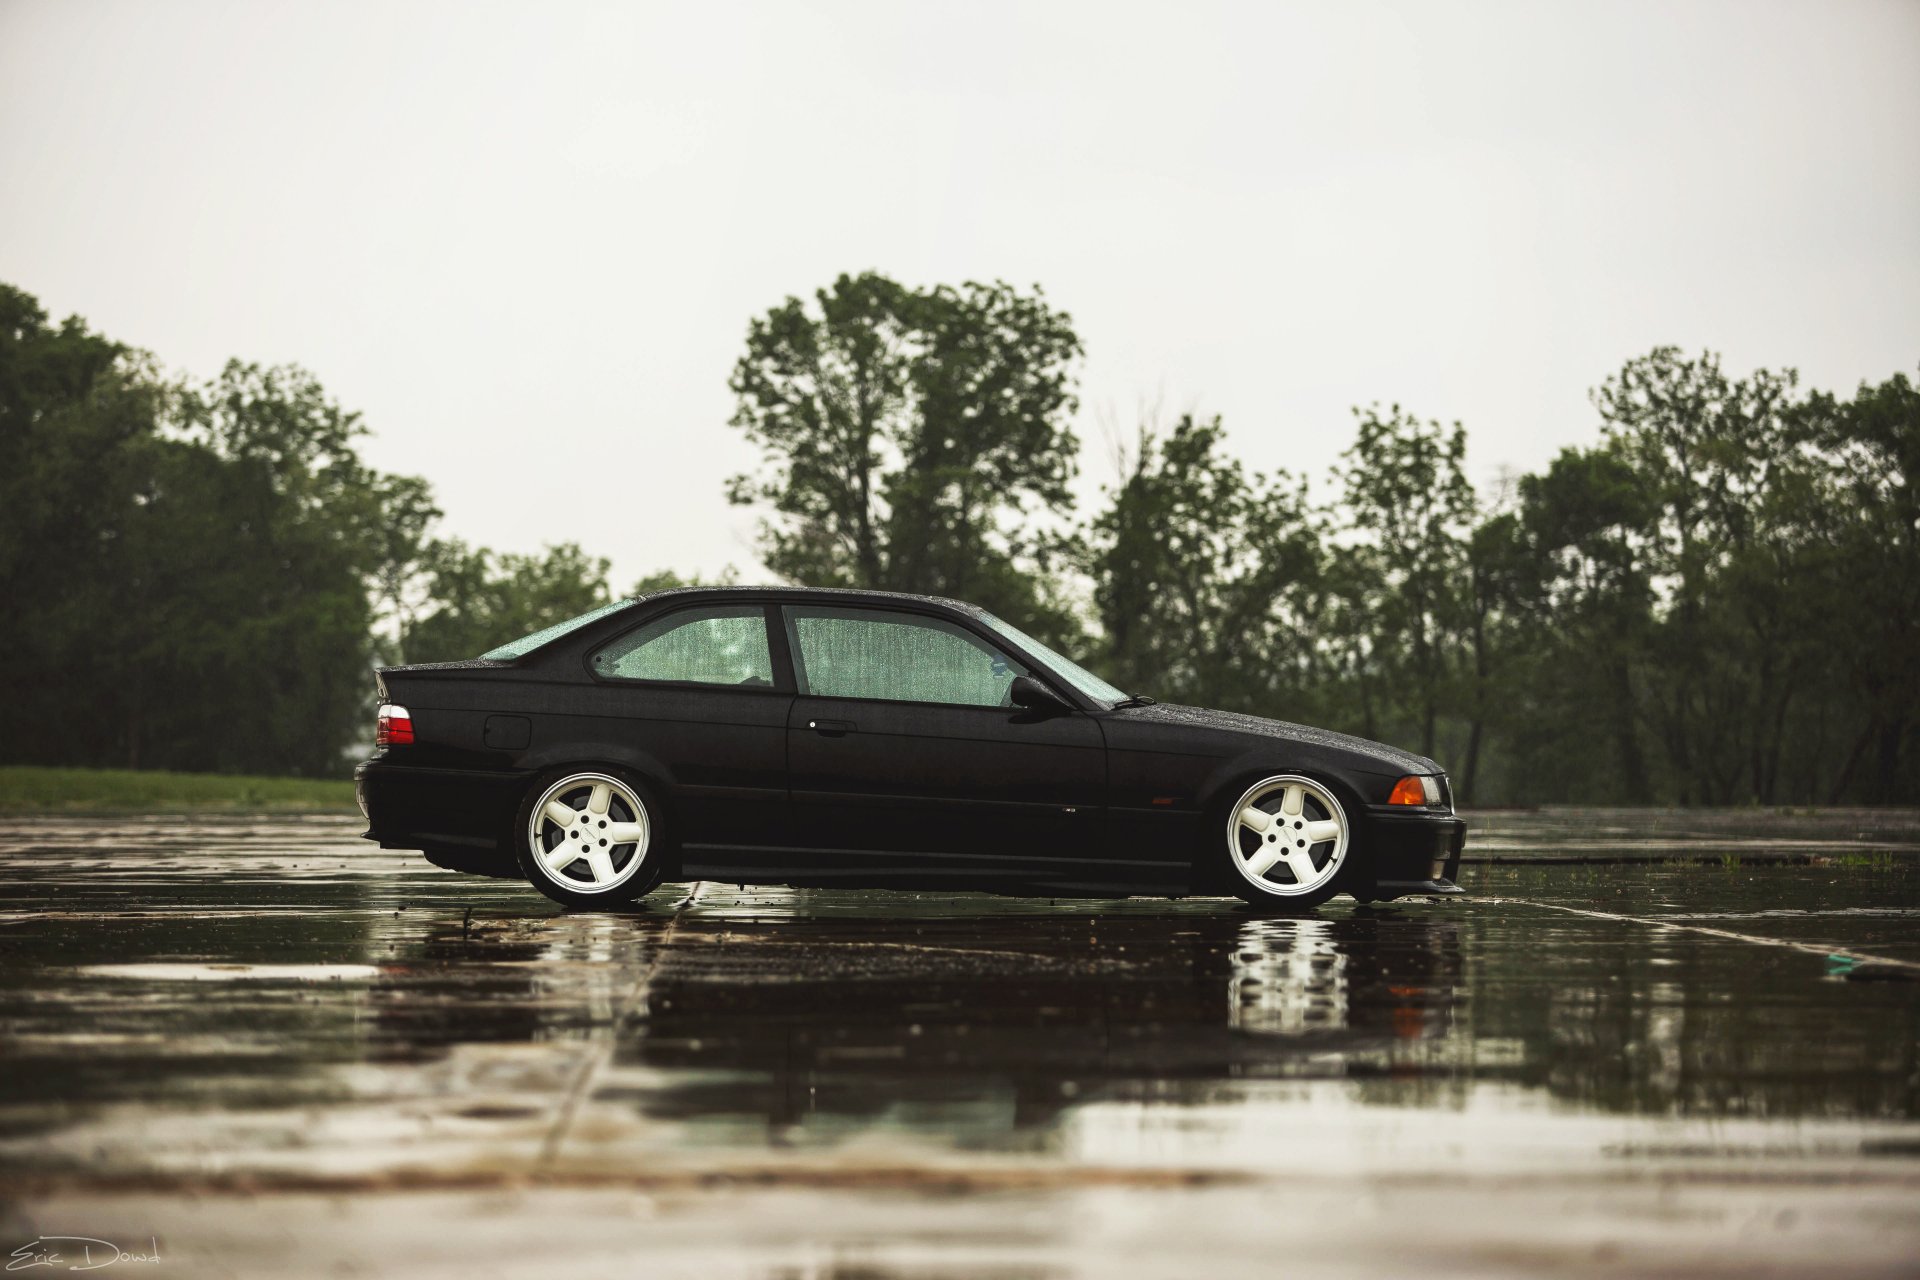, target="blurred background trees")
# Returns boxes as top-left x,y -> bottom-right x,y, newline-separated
728,272 -> 1084,645
2,277 -> 1914,802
